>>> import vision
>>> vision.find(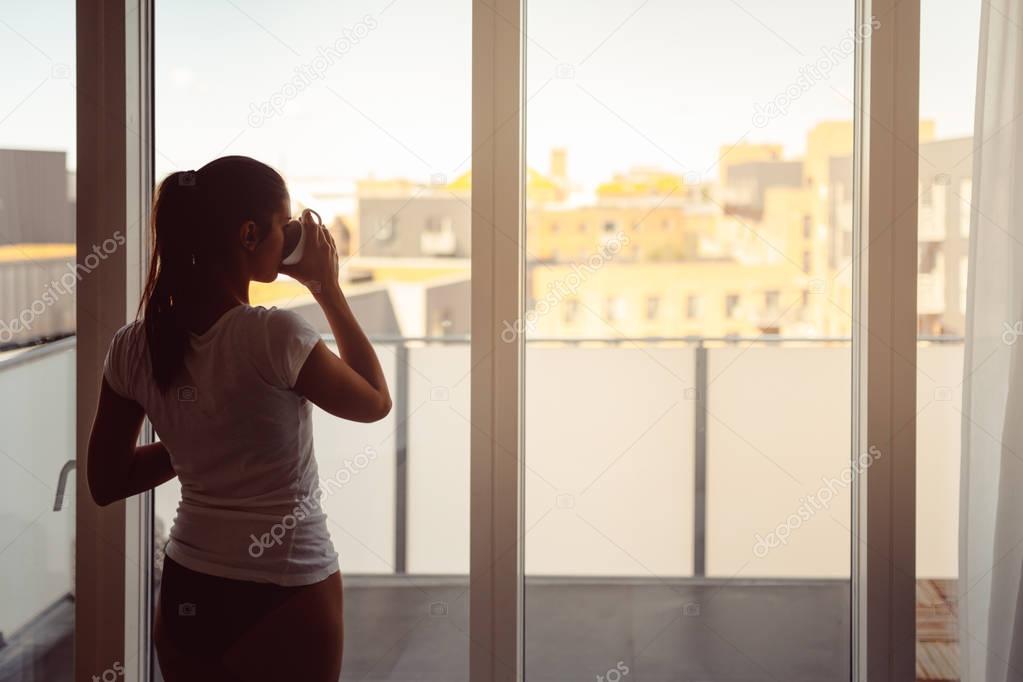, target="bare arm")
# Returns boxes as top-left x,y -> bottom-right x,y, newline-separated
296,288 -> 392,422
285,210 -> 391,422
87,379 -> 176,507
